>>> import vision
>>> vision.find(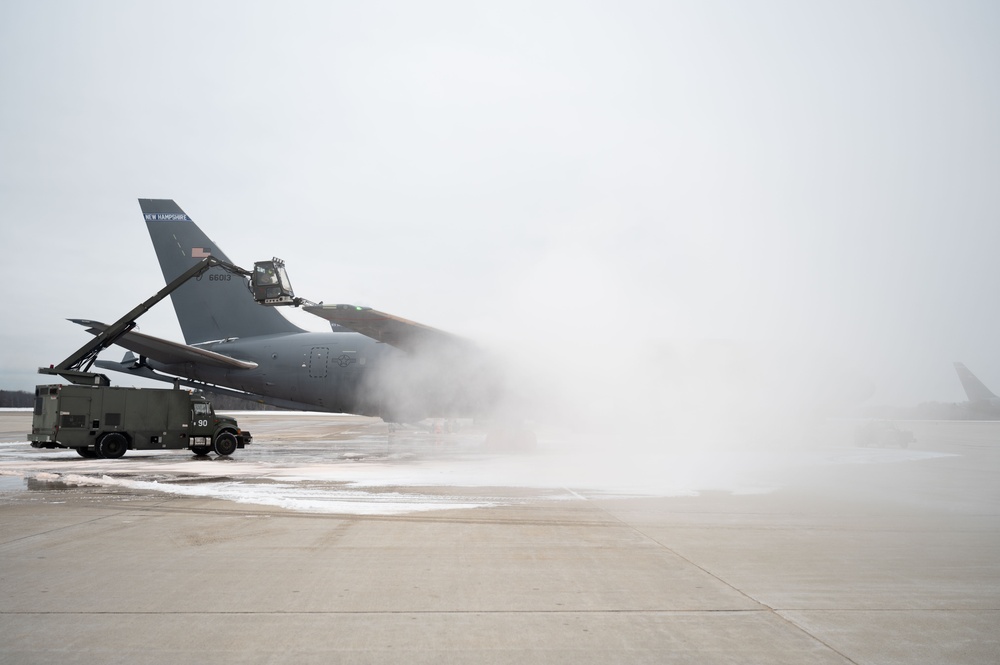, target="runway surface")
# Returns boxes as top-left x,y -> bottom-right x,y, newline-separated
0,412 -> 958,514
1,411 -> 998,663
